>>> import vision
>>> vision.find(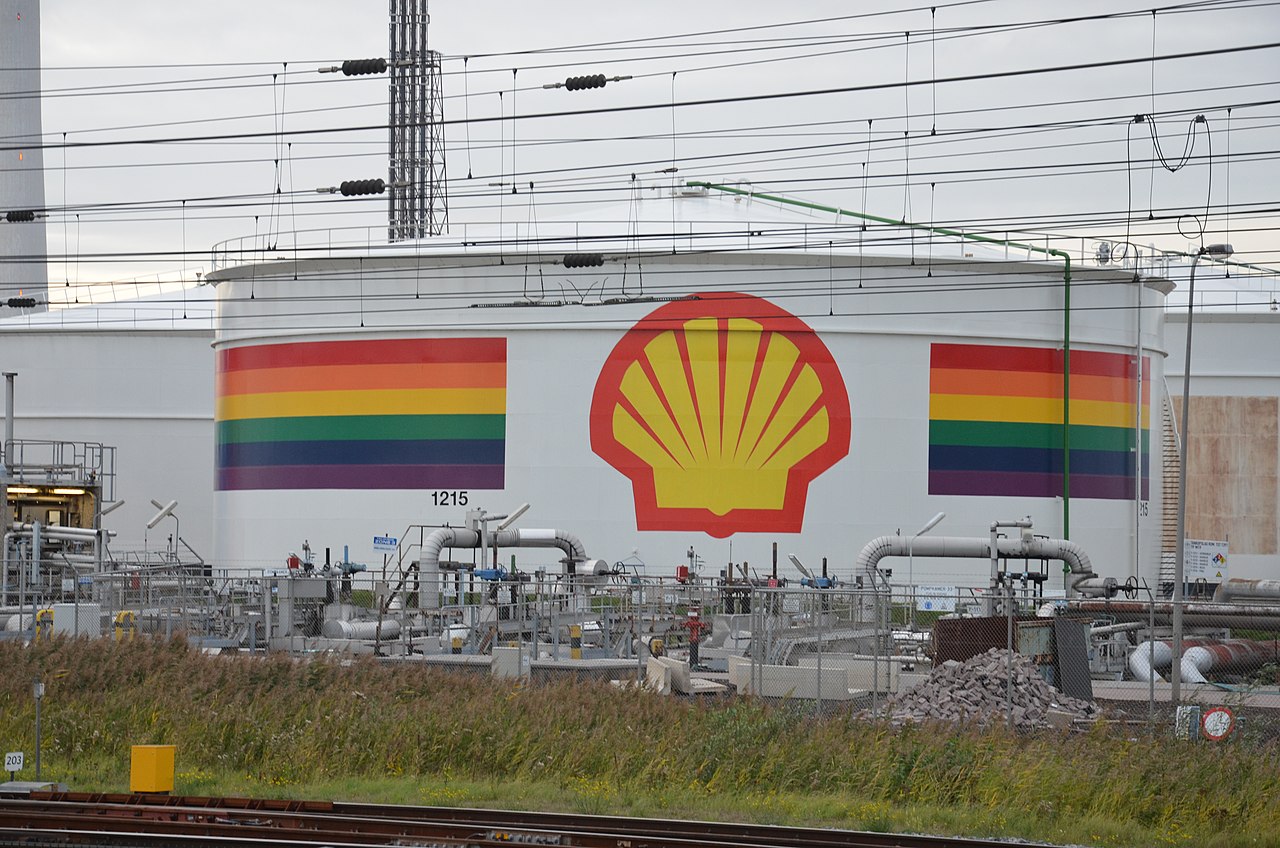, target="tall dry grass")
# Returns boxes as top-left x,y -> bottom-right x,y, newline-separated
2,638 -> 1278,847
